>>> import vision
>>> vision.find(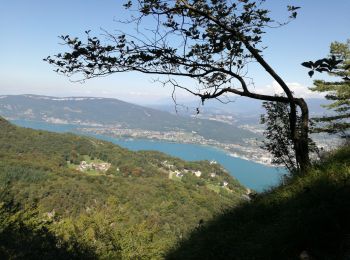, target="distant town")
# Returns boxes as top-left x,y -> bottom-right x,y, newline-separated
78,125 -> 274,165
78,123 -> 341,167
